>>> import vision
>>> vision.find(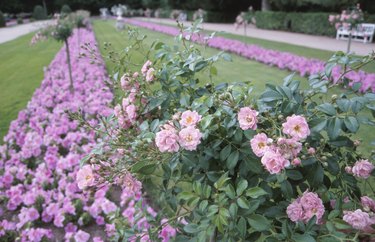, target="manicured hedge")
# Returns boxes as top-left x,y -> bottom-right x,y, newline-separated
255,11 -> 375,37
254,11 -> 288,30
205,11 -> 237,23
0,11 -> 5,27
32,5 -> 47,20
